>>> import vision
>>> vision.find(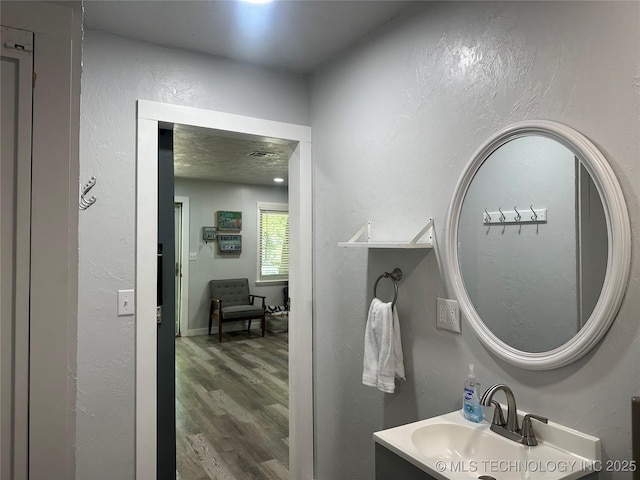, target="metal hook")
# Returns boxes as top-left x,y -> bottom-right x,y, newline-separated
82,176 -> 96,196
513,206 -> 521,222
79,195 -> 96,210
530,204 -> 538,221
498,207 -> 506,222
484,208 -> 492,222
79,176 -> 97,210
